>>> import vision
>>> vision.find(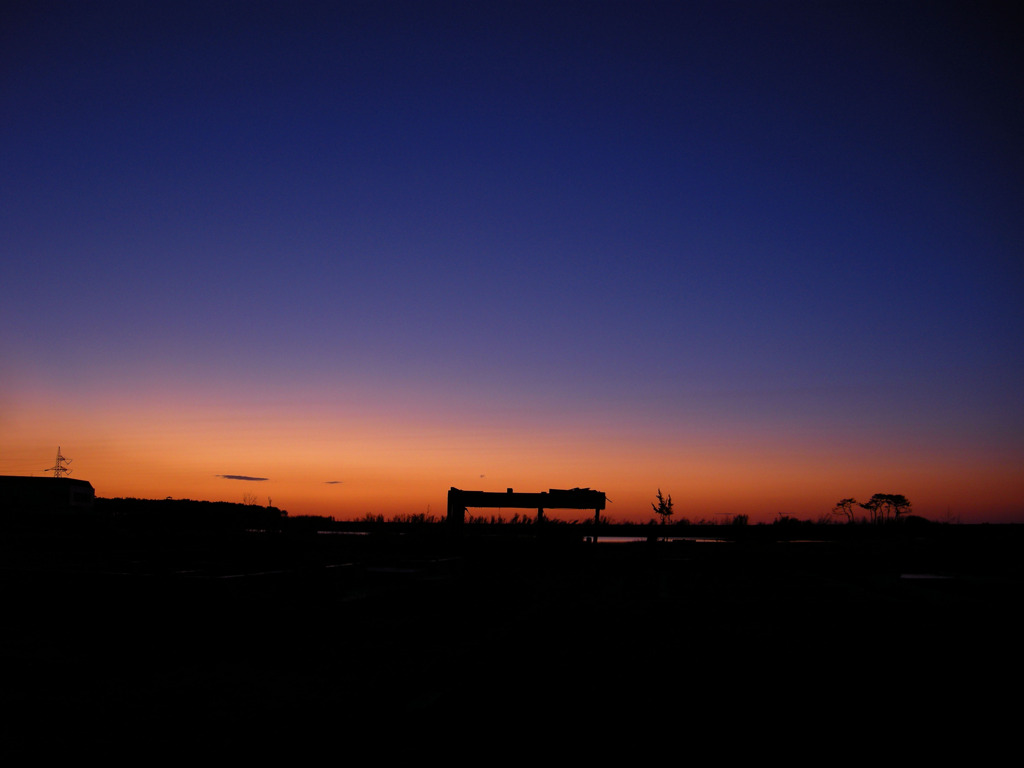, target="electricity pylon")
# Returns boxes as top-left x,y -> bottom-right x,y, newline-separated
44,446 -> 72,478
